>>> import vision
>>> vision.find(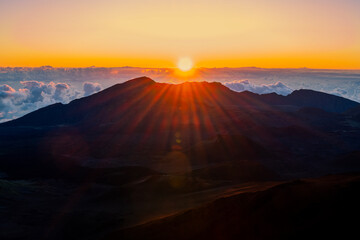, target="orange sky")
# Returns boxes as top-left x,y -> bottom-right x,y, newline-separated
0,0 -> 359,69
